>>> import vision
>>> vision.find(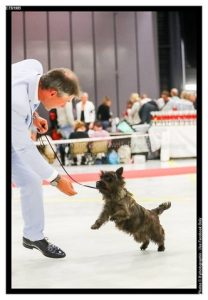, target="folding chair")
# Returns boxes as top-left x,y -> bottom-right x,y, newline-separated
89,140 -> 109,164
69,141 -> 89,165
